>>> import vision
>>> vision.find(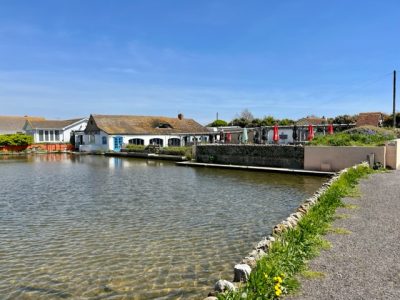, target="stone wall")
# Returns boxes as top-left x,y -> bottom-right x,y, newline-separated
195,144 -> 304,169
